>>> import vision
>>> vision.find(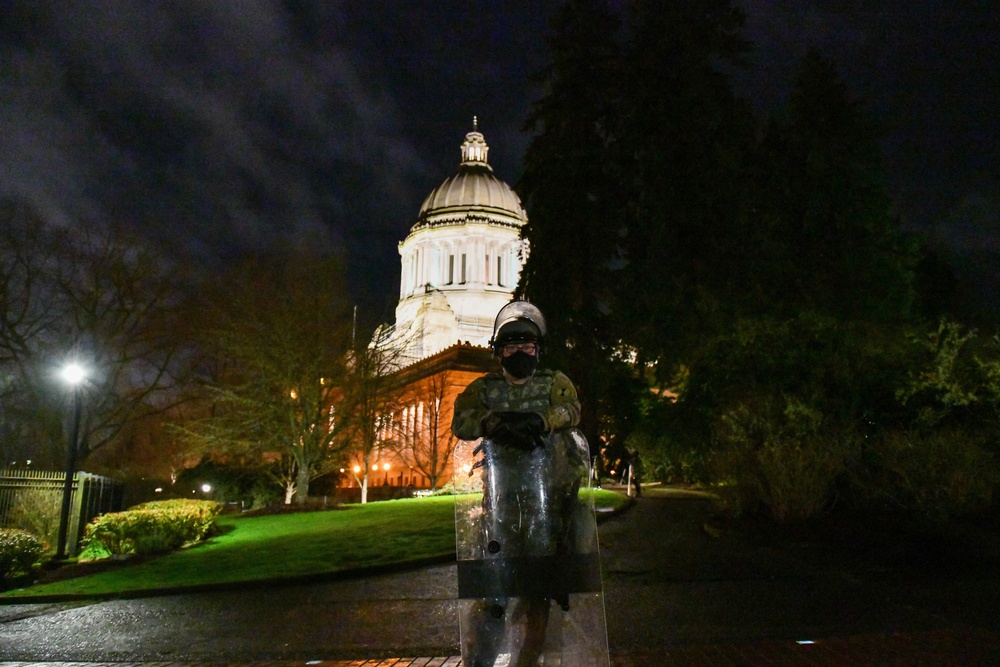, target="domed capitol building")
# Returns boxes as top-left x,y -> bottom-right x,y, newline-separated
341,121 -> 527,494
385,118 -> 528,364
